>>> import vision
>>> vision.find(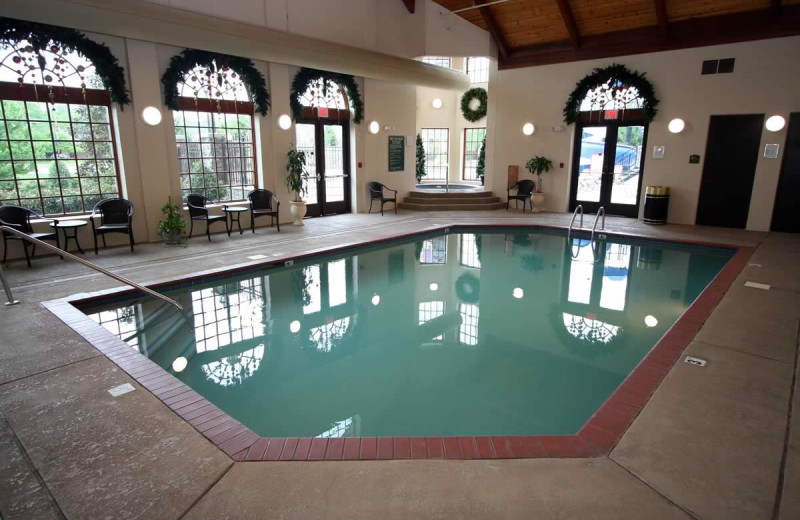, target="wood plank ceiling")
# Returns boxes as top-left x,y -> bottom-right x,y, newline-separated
428,0 -> 800,69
